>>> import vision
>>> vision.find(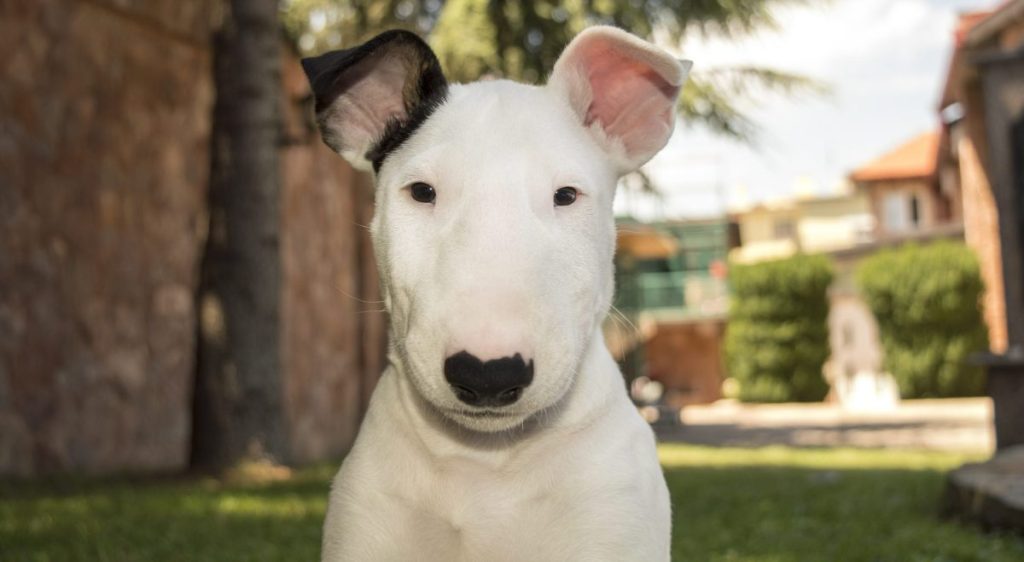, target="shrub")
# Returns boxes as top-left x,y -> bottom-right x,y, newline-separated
857,241 -> 988,398
725,254 -> 833,402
